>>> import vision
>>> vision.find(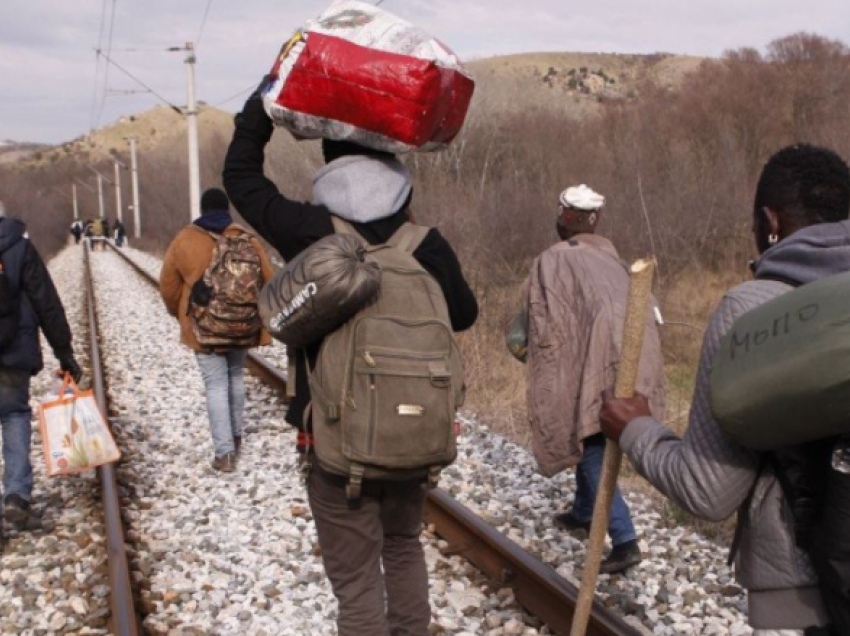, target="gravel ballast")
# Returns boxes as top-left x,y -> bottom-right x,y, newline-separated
3,244 -> 753,635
